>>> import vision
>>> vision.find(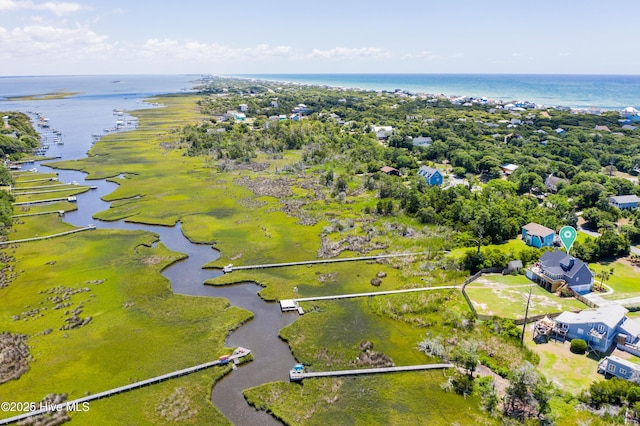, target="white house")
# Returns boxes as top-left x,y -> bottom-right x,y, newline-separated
372,126 -> 393,139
